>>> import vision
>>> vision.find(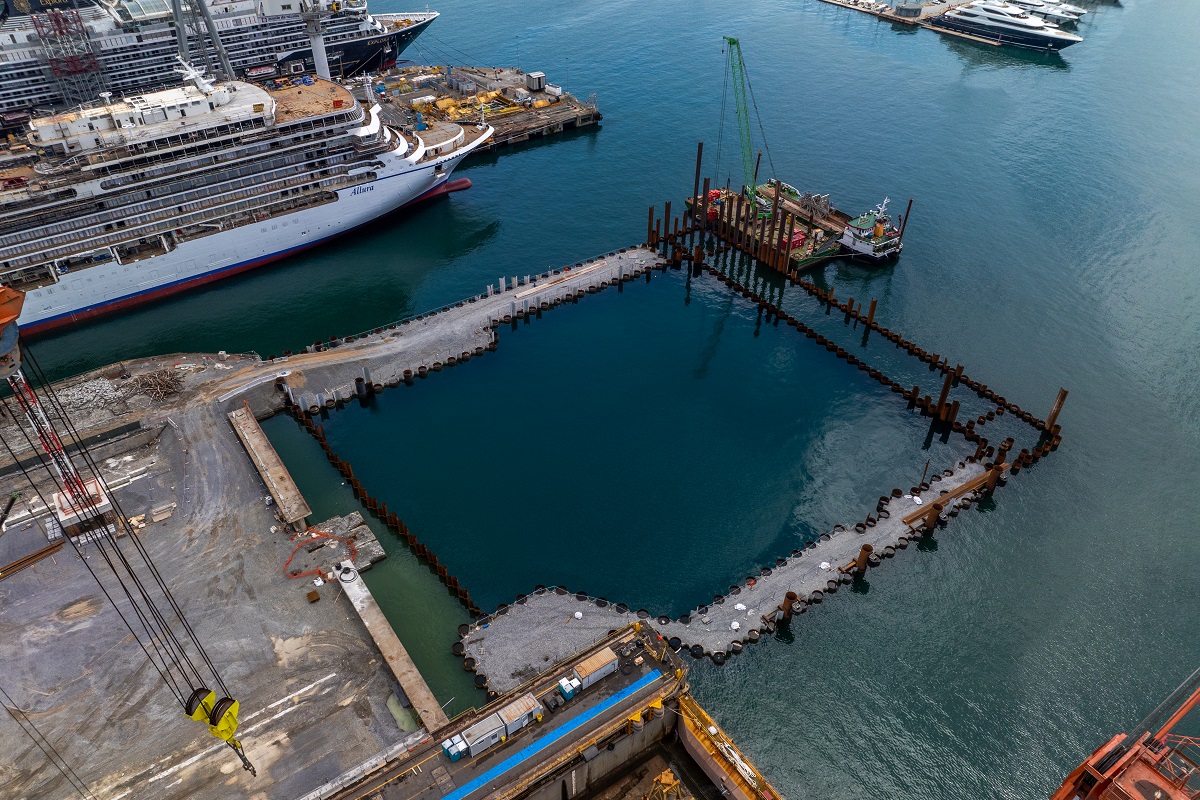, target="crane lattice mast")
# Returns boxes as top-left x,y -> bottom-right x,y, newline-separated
723,37 -> 756,199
